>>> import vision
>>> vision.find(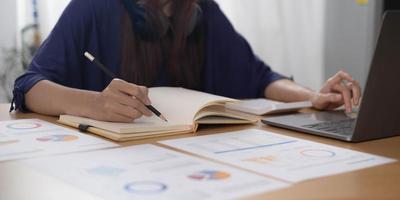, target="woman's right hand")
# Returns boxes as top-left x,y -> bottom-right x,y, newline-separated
85,79 -> 153,122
